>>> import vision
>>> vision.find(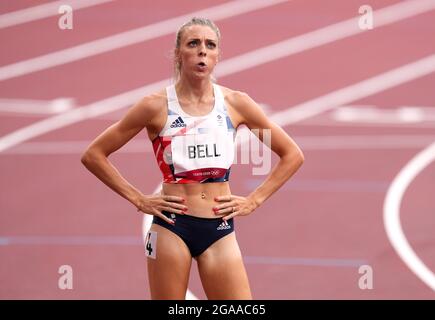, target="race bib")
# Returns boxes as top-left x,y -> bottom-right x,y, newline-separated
171,130 -> 234,175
